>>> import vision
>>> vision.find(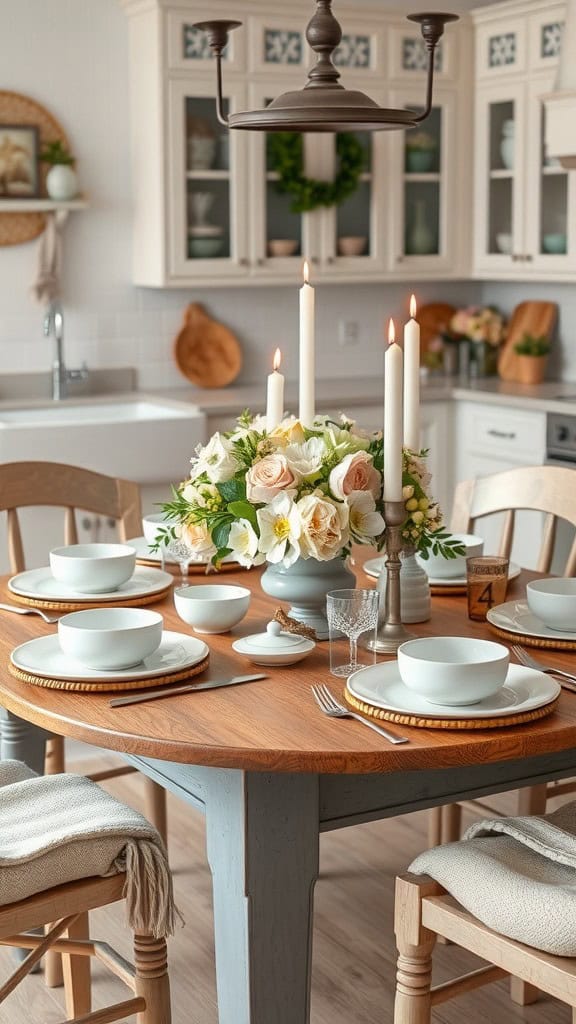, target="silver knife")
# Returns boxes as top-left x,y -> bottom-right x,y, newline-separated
109,674 -> 268,707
